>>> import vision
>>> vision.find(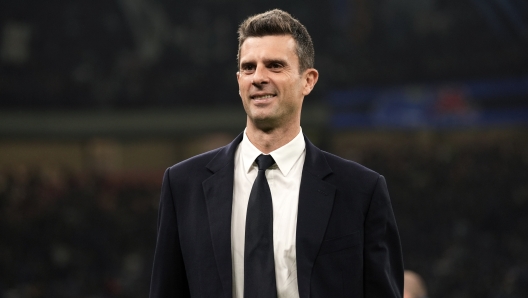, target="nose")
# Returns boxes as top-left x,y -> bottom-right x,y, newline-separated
251,64 -> 269,86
